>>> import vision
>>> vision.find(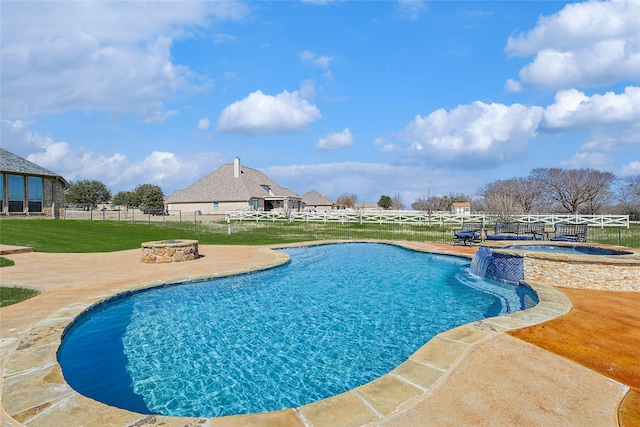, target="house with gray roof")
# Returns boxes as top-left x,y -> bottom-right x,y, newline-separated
0,148 -> 69,217
302,190 -> 335,211
166,158 -> 303,214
